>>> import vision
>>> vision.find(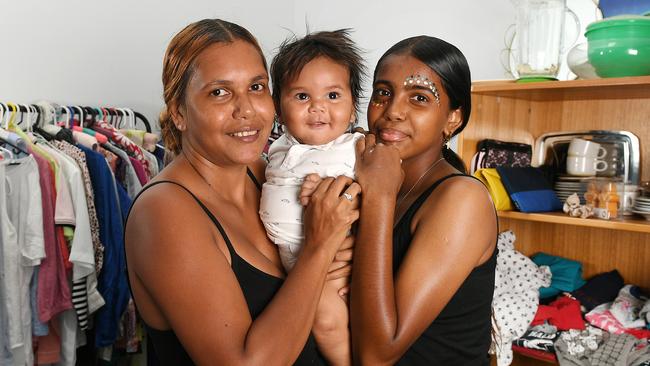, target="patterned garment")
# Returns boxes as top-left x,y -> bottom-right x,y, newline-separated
491,230 -> 552,366
98,146 -> 119,174
94,121 -> 151,177
53,140 -> 104,274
